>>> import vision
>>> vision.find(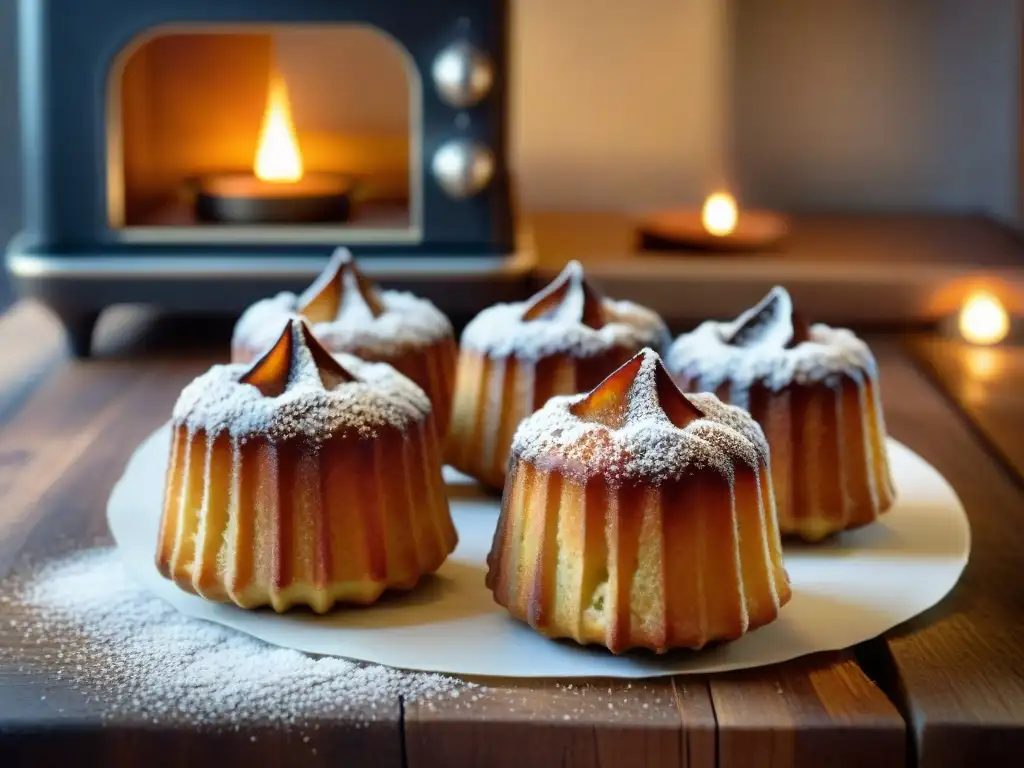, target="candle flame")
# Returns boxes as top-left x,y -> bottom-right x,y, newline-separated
958,291 -> 1010,346
702,192 -> 738,237
254,72 -> 303,183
